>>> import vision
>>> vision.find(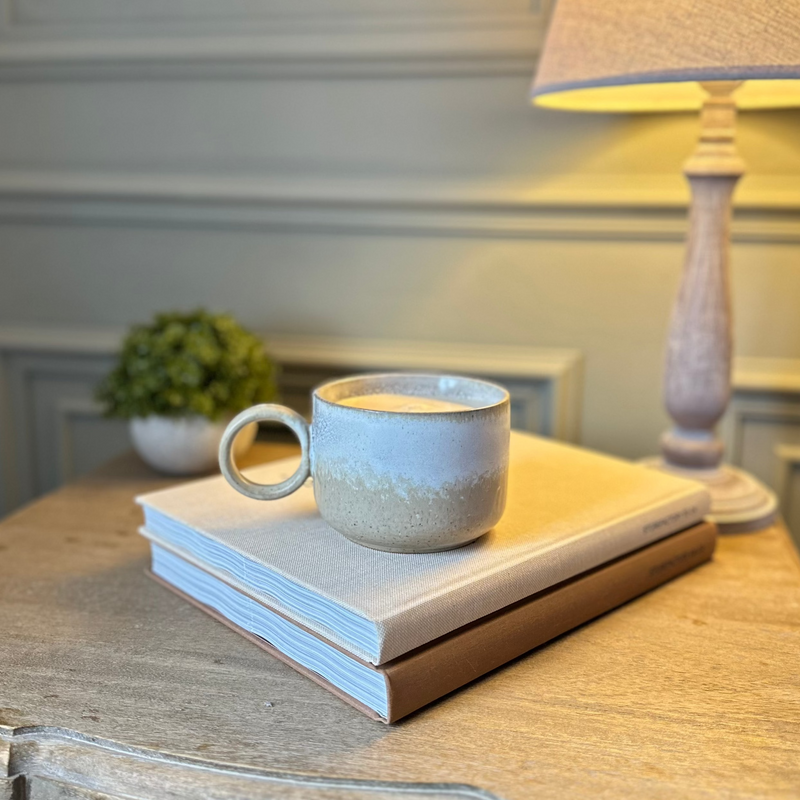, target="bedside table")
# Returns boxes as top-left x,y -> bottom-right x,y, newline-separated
1,444 -> 799,799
